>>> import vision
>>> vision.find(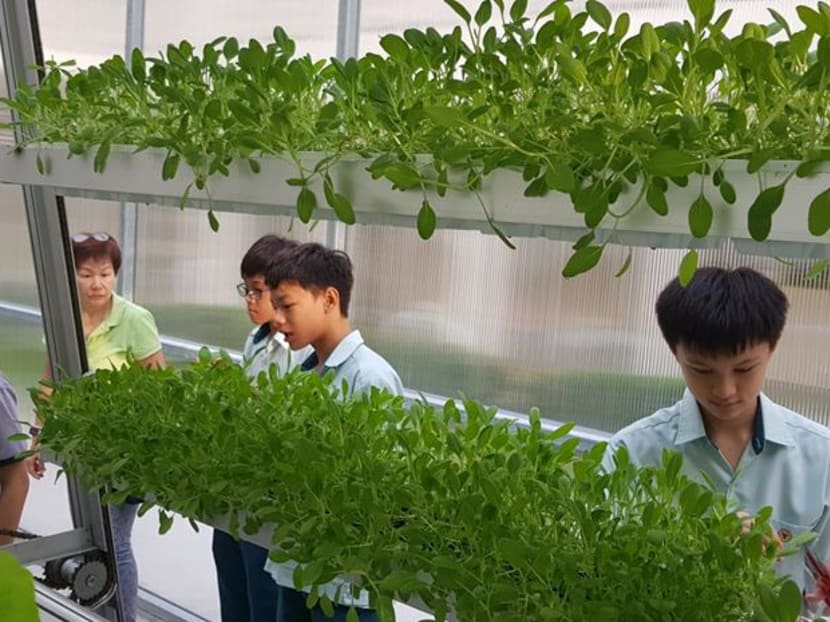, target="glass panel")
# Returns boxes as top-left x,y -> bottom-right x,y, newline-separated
144,0 -> 338,59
